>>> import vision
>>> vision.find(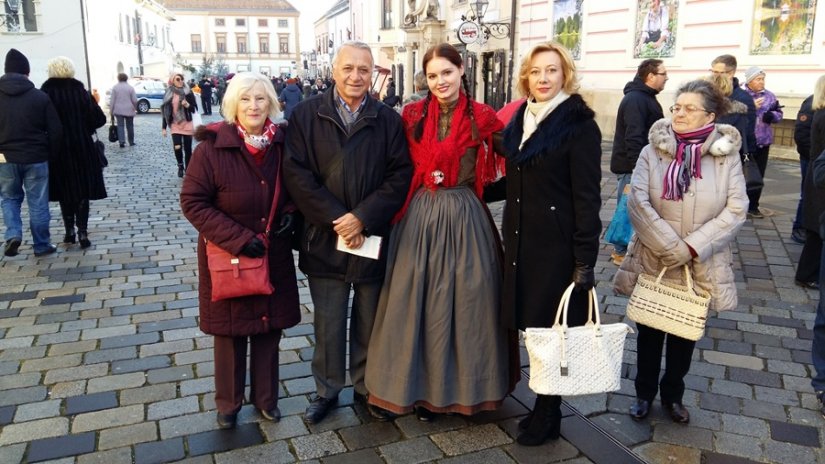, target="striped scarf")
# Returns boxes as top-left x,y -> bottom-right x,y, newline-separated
662,123 -> 714,201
